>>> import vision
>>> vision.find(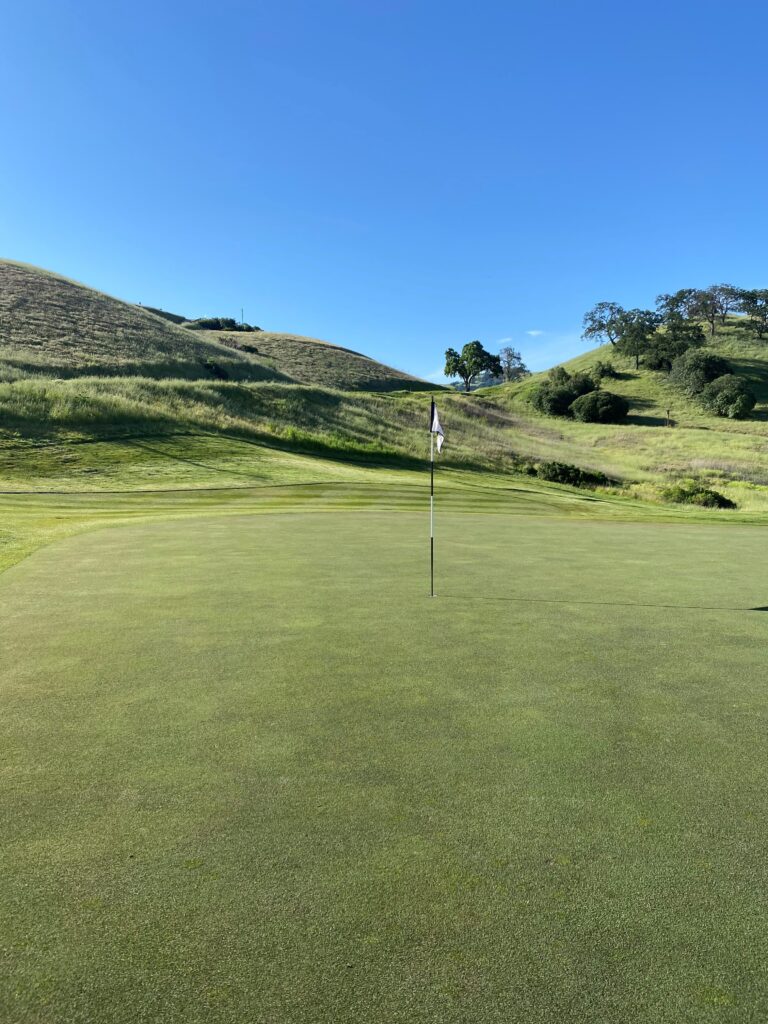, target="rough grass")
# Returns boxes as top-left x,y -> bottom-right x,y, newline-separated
0,260 -> 430,392
0,259 -> 266,381
3,507 -> 768,1023
5,260 -> 768,510
217,331 -> 435,392
0,378 -> 525,482
478,320 -> 768,506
